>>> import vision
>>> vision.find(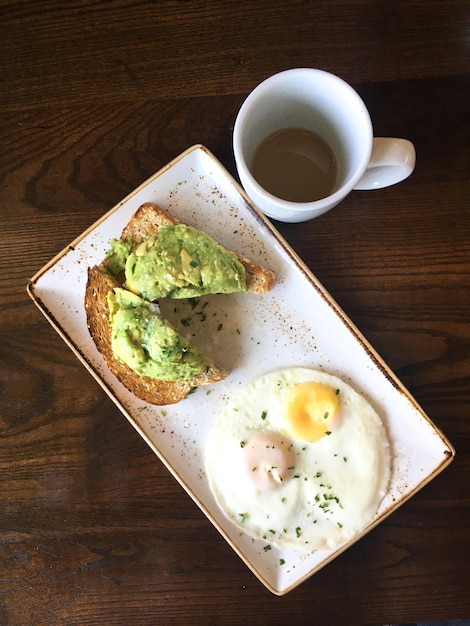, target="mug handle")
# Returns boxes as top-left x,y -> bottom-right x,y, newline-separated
353,138 -> 416,190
